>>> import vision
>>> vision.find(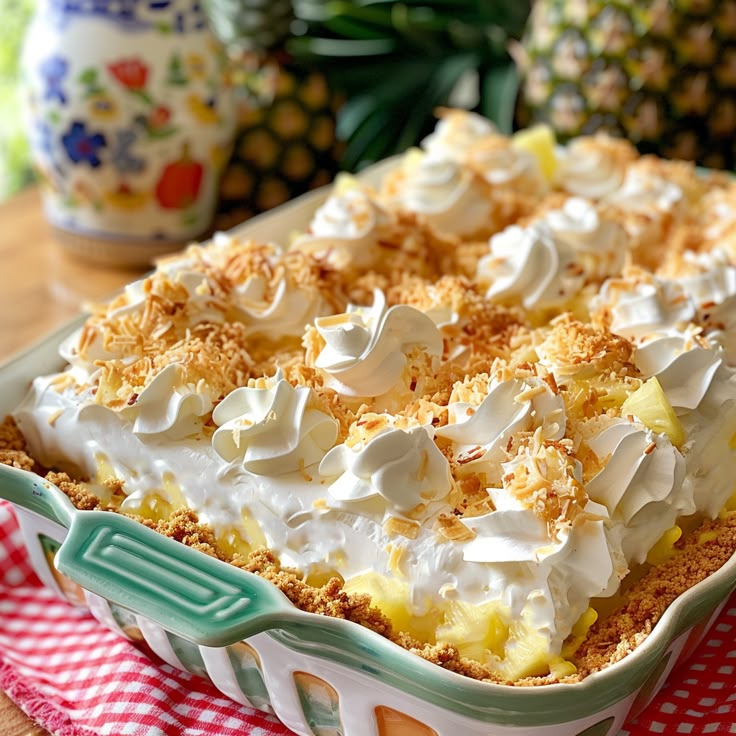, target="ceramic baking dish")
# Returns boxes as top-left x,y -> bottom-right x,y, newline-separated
2,162 -> 736,736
